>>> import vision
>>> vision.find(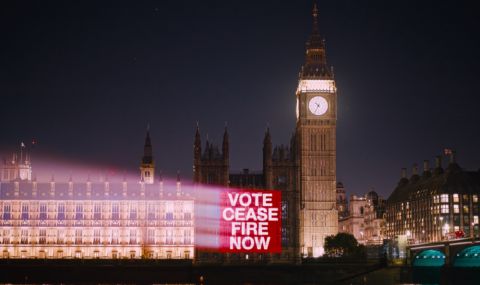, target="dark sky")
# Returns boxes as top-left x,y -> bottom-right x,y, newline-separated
1,0 -> 479,198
